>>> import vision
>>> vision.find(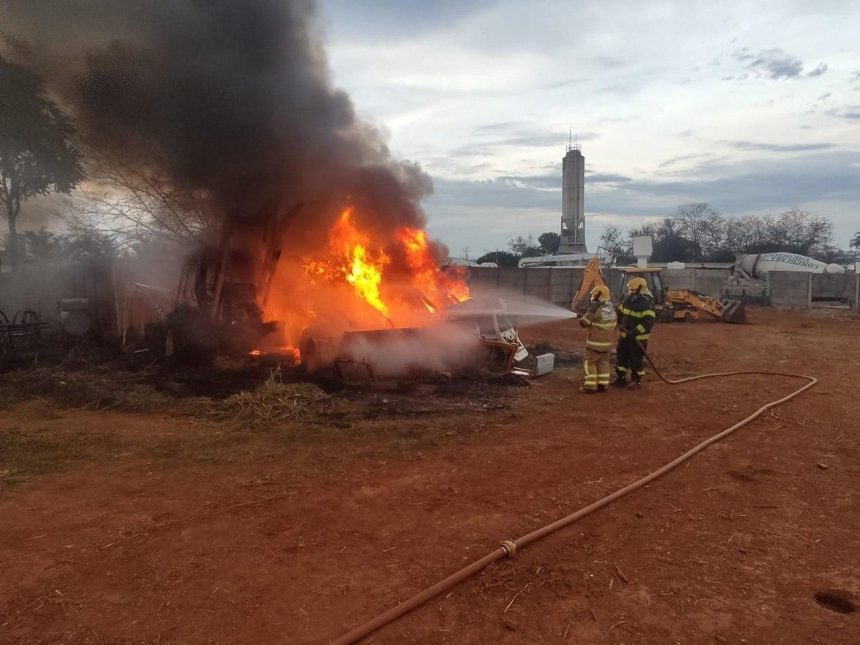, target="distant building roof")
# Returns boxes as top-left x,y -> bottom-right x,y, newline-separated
444,257 -> 483,267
